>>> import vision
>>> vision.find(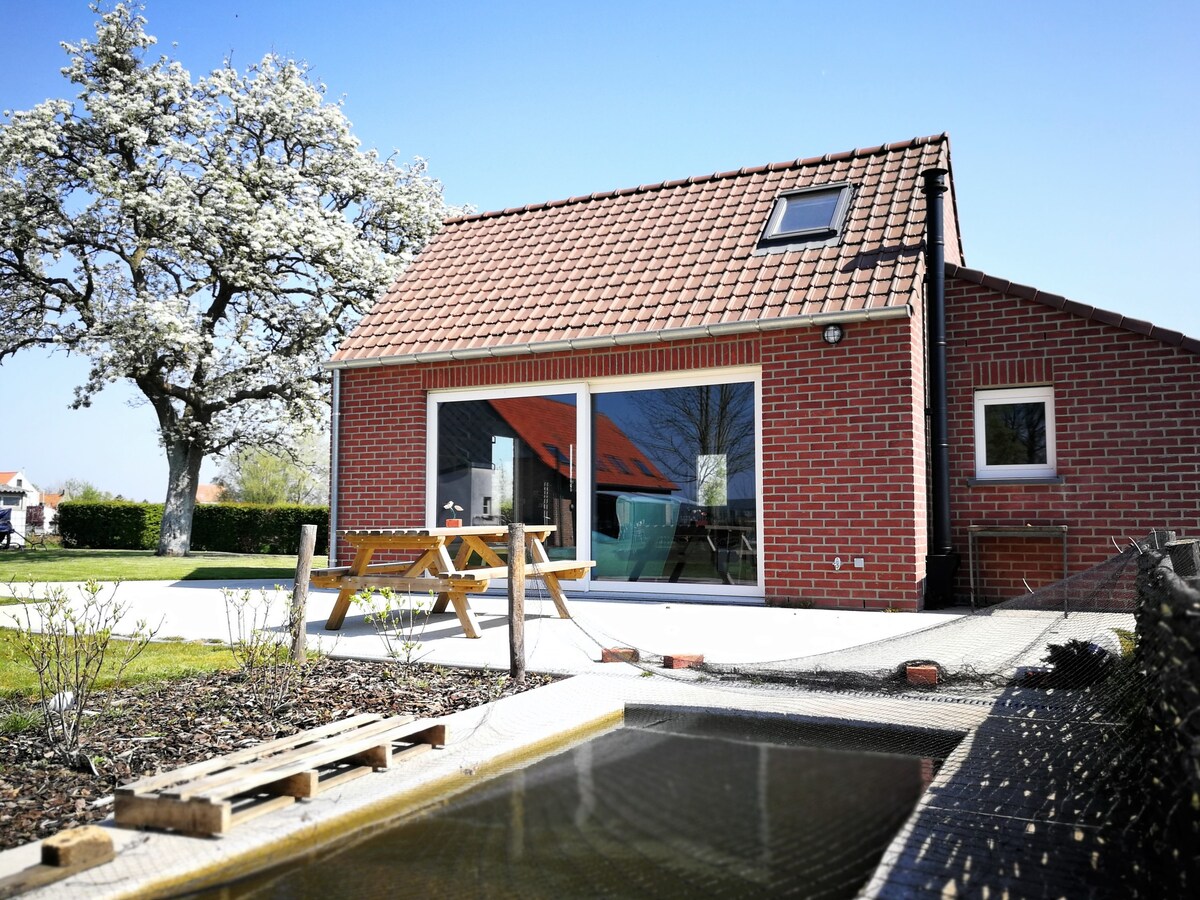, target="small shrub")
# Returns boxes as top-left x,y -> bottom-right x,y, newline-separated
1042,639 -> 1114,688
222,587 -> 298,713
1113,627 -> 1137,657
0,705 -> 41,735
7,579 -> 156,769
353,588 -> 433,671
